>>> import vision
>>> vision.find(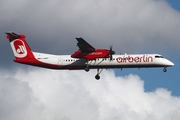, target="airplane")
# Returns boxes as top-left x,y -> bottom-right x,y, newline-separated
6,32 -> 174,80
